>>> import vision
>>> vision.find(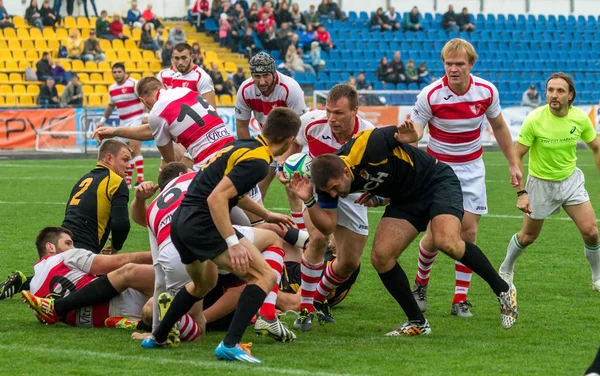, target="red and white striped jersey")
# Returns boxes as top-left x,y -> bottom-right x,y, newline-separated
108,77 -> 145,122
157,65 -> 214,95
411,74 -> 501,164
296,110 -> 374,157
235,72 -> 307,127
29,248 -> 110,327
148,88 -> 235,166
146,171 -> 195,250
